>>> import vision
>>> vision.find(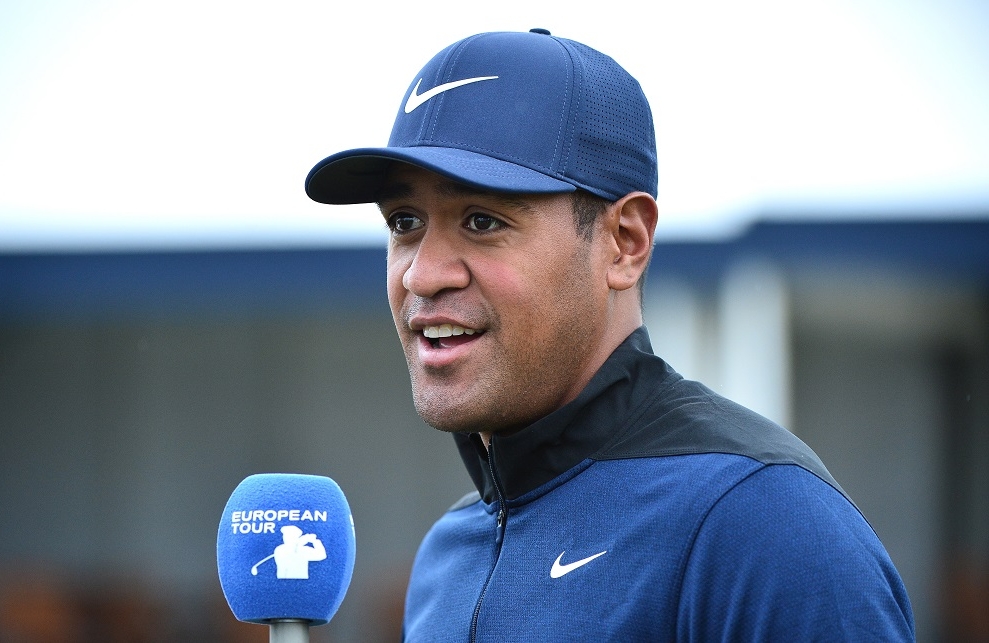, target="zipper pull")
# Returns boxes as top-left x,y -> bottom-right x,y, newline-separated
494,507 -> 506,546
